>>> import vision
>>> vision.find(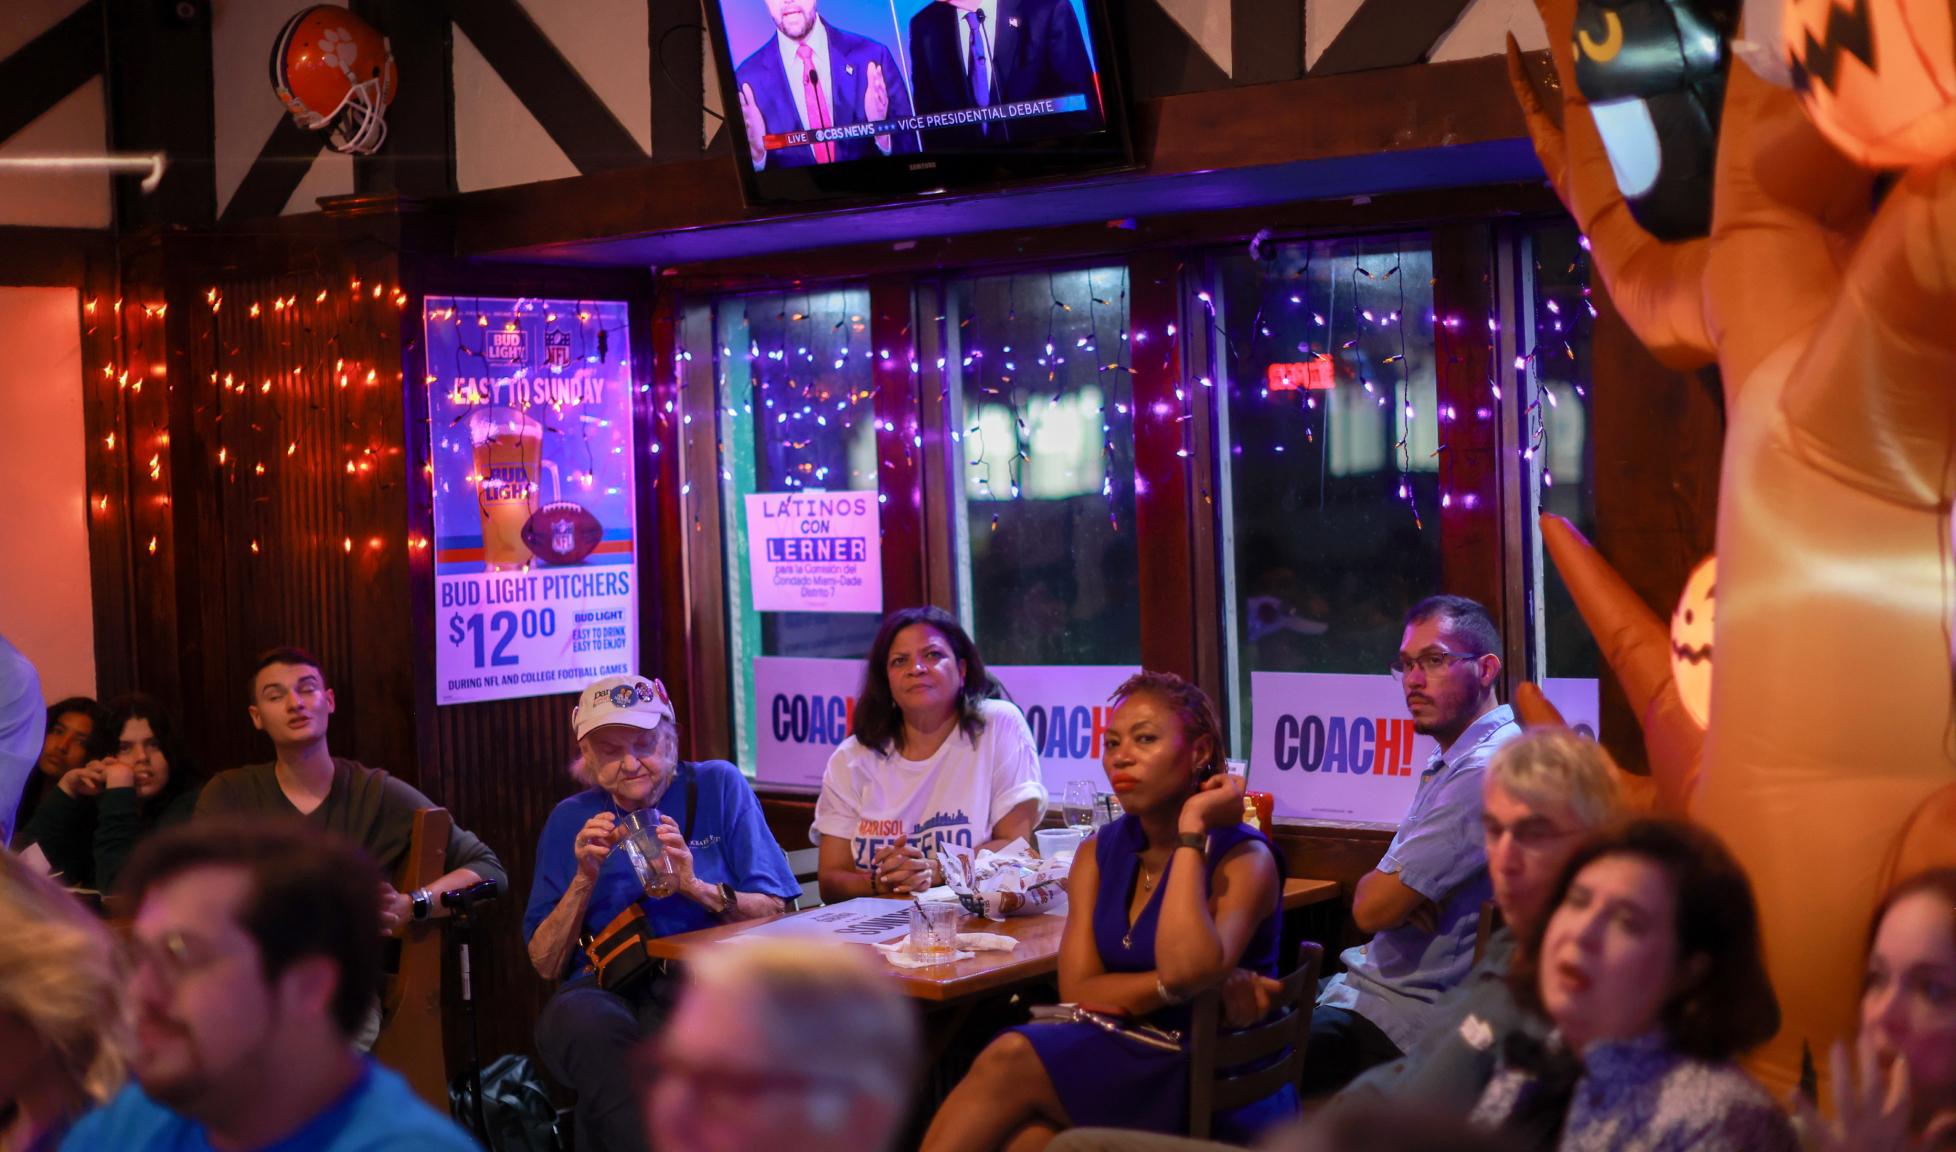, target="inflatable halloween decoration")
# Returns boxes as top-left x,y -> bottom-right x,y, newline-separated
1784,0 -> 1956,167
1572,0 -> 1739,238
1668,556 -> 1715,729
1509,0 -> 1956,1096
